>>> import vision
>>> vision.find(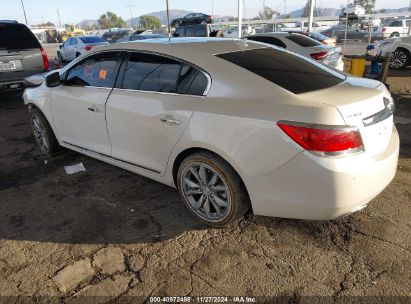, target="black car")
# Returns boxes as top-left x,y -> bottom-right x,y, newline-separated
172,24 -> 224,38
171,13 -> 213,28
